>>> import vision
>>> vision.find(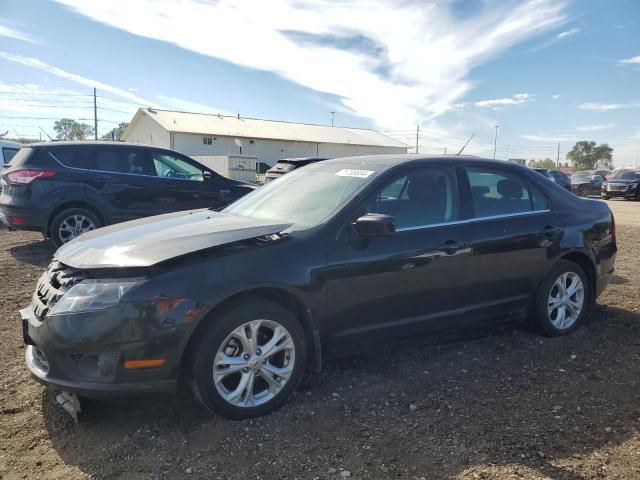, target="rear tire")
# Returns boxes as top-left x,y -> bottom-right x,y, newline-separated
189,299 -> 307,419
531,260 -> 590,337
50,207 -> 101,248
